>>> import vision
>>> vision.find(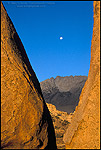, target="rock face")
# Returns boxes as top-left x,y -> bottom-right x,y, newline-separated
40,76 -> 87,113
63,1 -> 100,149
46,103 -> 72,149
46,103 -> 73,149
1,2 -> 57,149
